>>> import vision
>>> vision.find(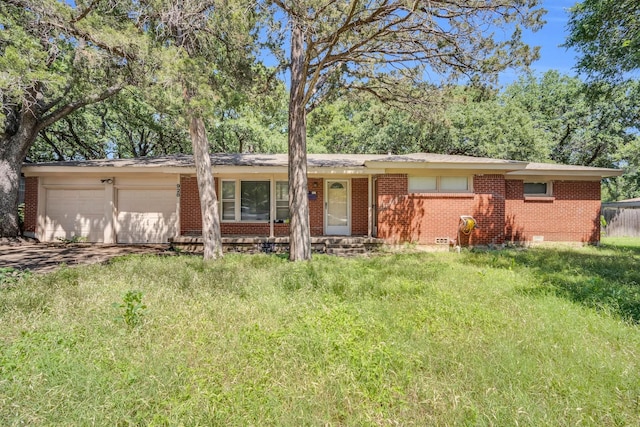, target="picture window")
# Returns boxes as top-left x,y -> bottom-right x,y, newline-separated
221,179 -> 289,221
